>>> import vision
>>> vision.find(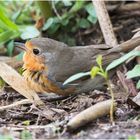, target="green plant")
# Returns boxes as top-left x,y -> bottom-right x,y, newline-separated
0,134 -> 13,140
106,50 -> 140,89
128,135 -> 137,140
63,55 -> 115,124
0,1 -> 40,60
63,50 -> 140,123
21,129 -> 32,140
42,1 -> 97,45
0,2 -> 40,45
126,65 -> 140,89
0,1 -> 98,58
37,1 -> 52,20
0,7 -> 20,46
0,78 -> 5,89
0,1 -> 98,47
